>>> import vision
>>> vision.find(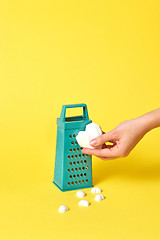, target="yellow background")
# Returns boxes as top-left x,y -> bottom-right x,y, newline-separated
0,0 -> 160,239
